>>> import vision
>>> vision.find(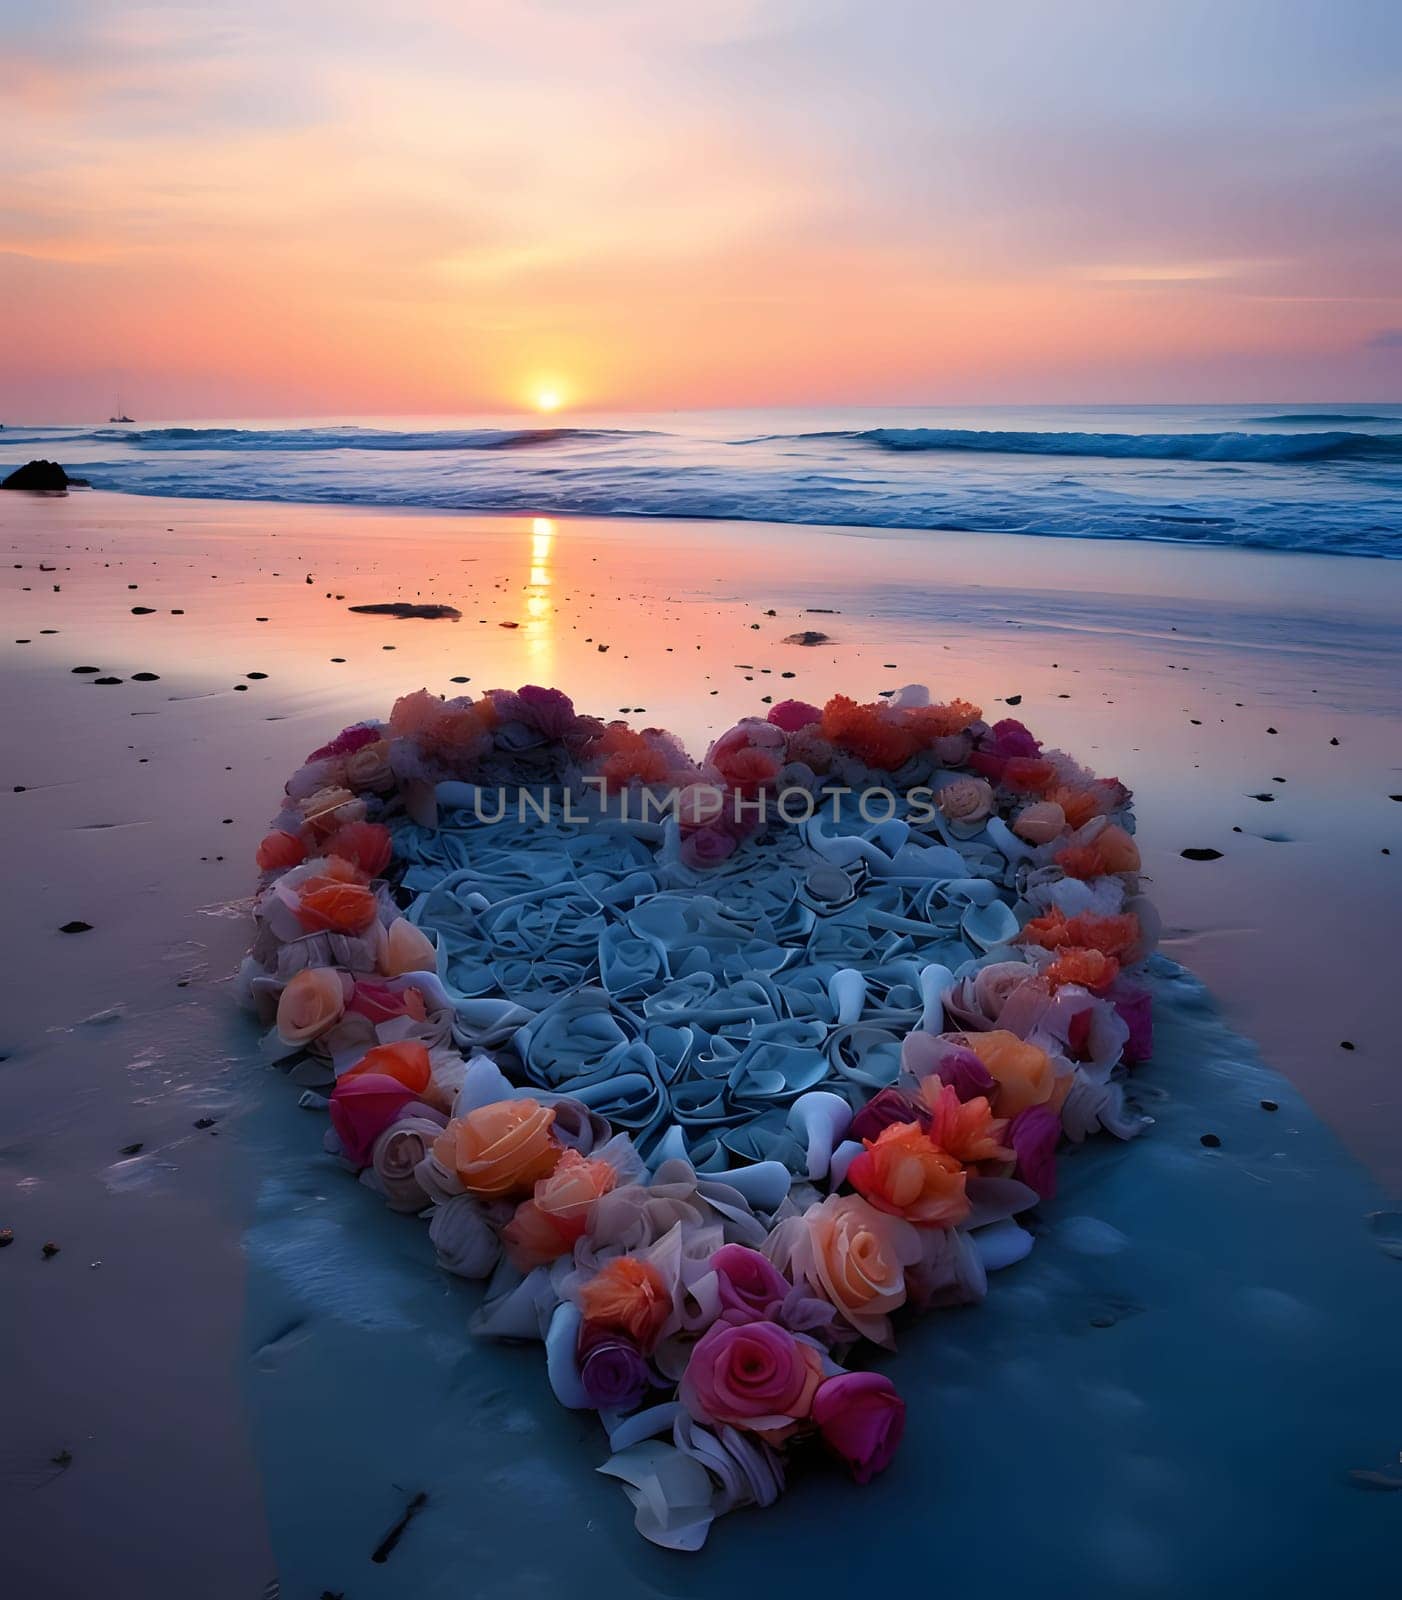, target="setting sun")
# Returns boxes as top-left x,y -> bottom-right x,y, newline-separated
534,389 -> 562,412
